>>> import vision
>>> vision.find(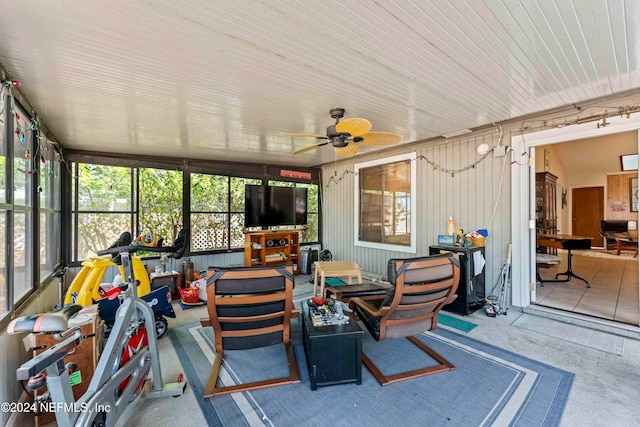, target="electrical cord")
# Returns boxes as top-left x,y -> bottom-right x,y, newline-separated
486,145 -> 512,234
